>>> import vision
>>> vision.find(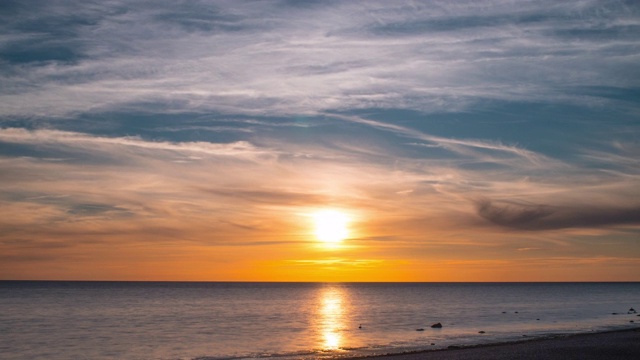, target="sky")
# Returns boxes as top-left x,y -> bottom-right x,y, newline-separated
0,0 -> 639,281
